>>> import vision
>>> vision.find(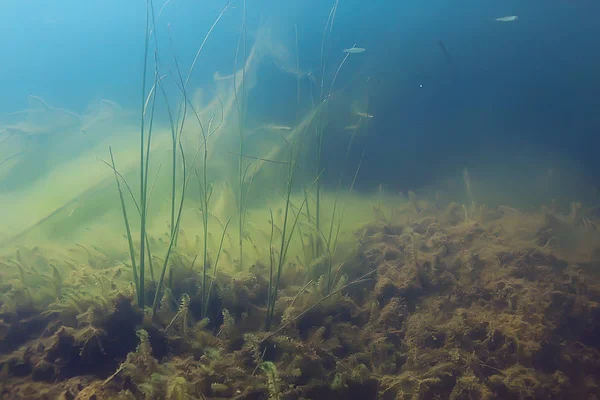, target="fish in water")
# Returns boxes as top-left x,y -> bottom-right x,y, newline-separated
246,124 -> 292,137
343,46 -> 366,54
356,111 -> 374,119
273,60 -> 316,83
344,125 -> 359,130
495,15 -> 518,22
265,124 -> 292,131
